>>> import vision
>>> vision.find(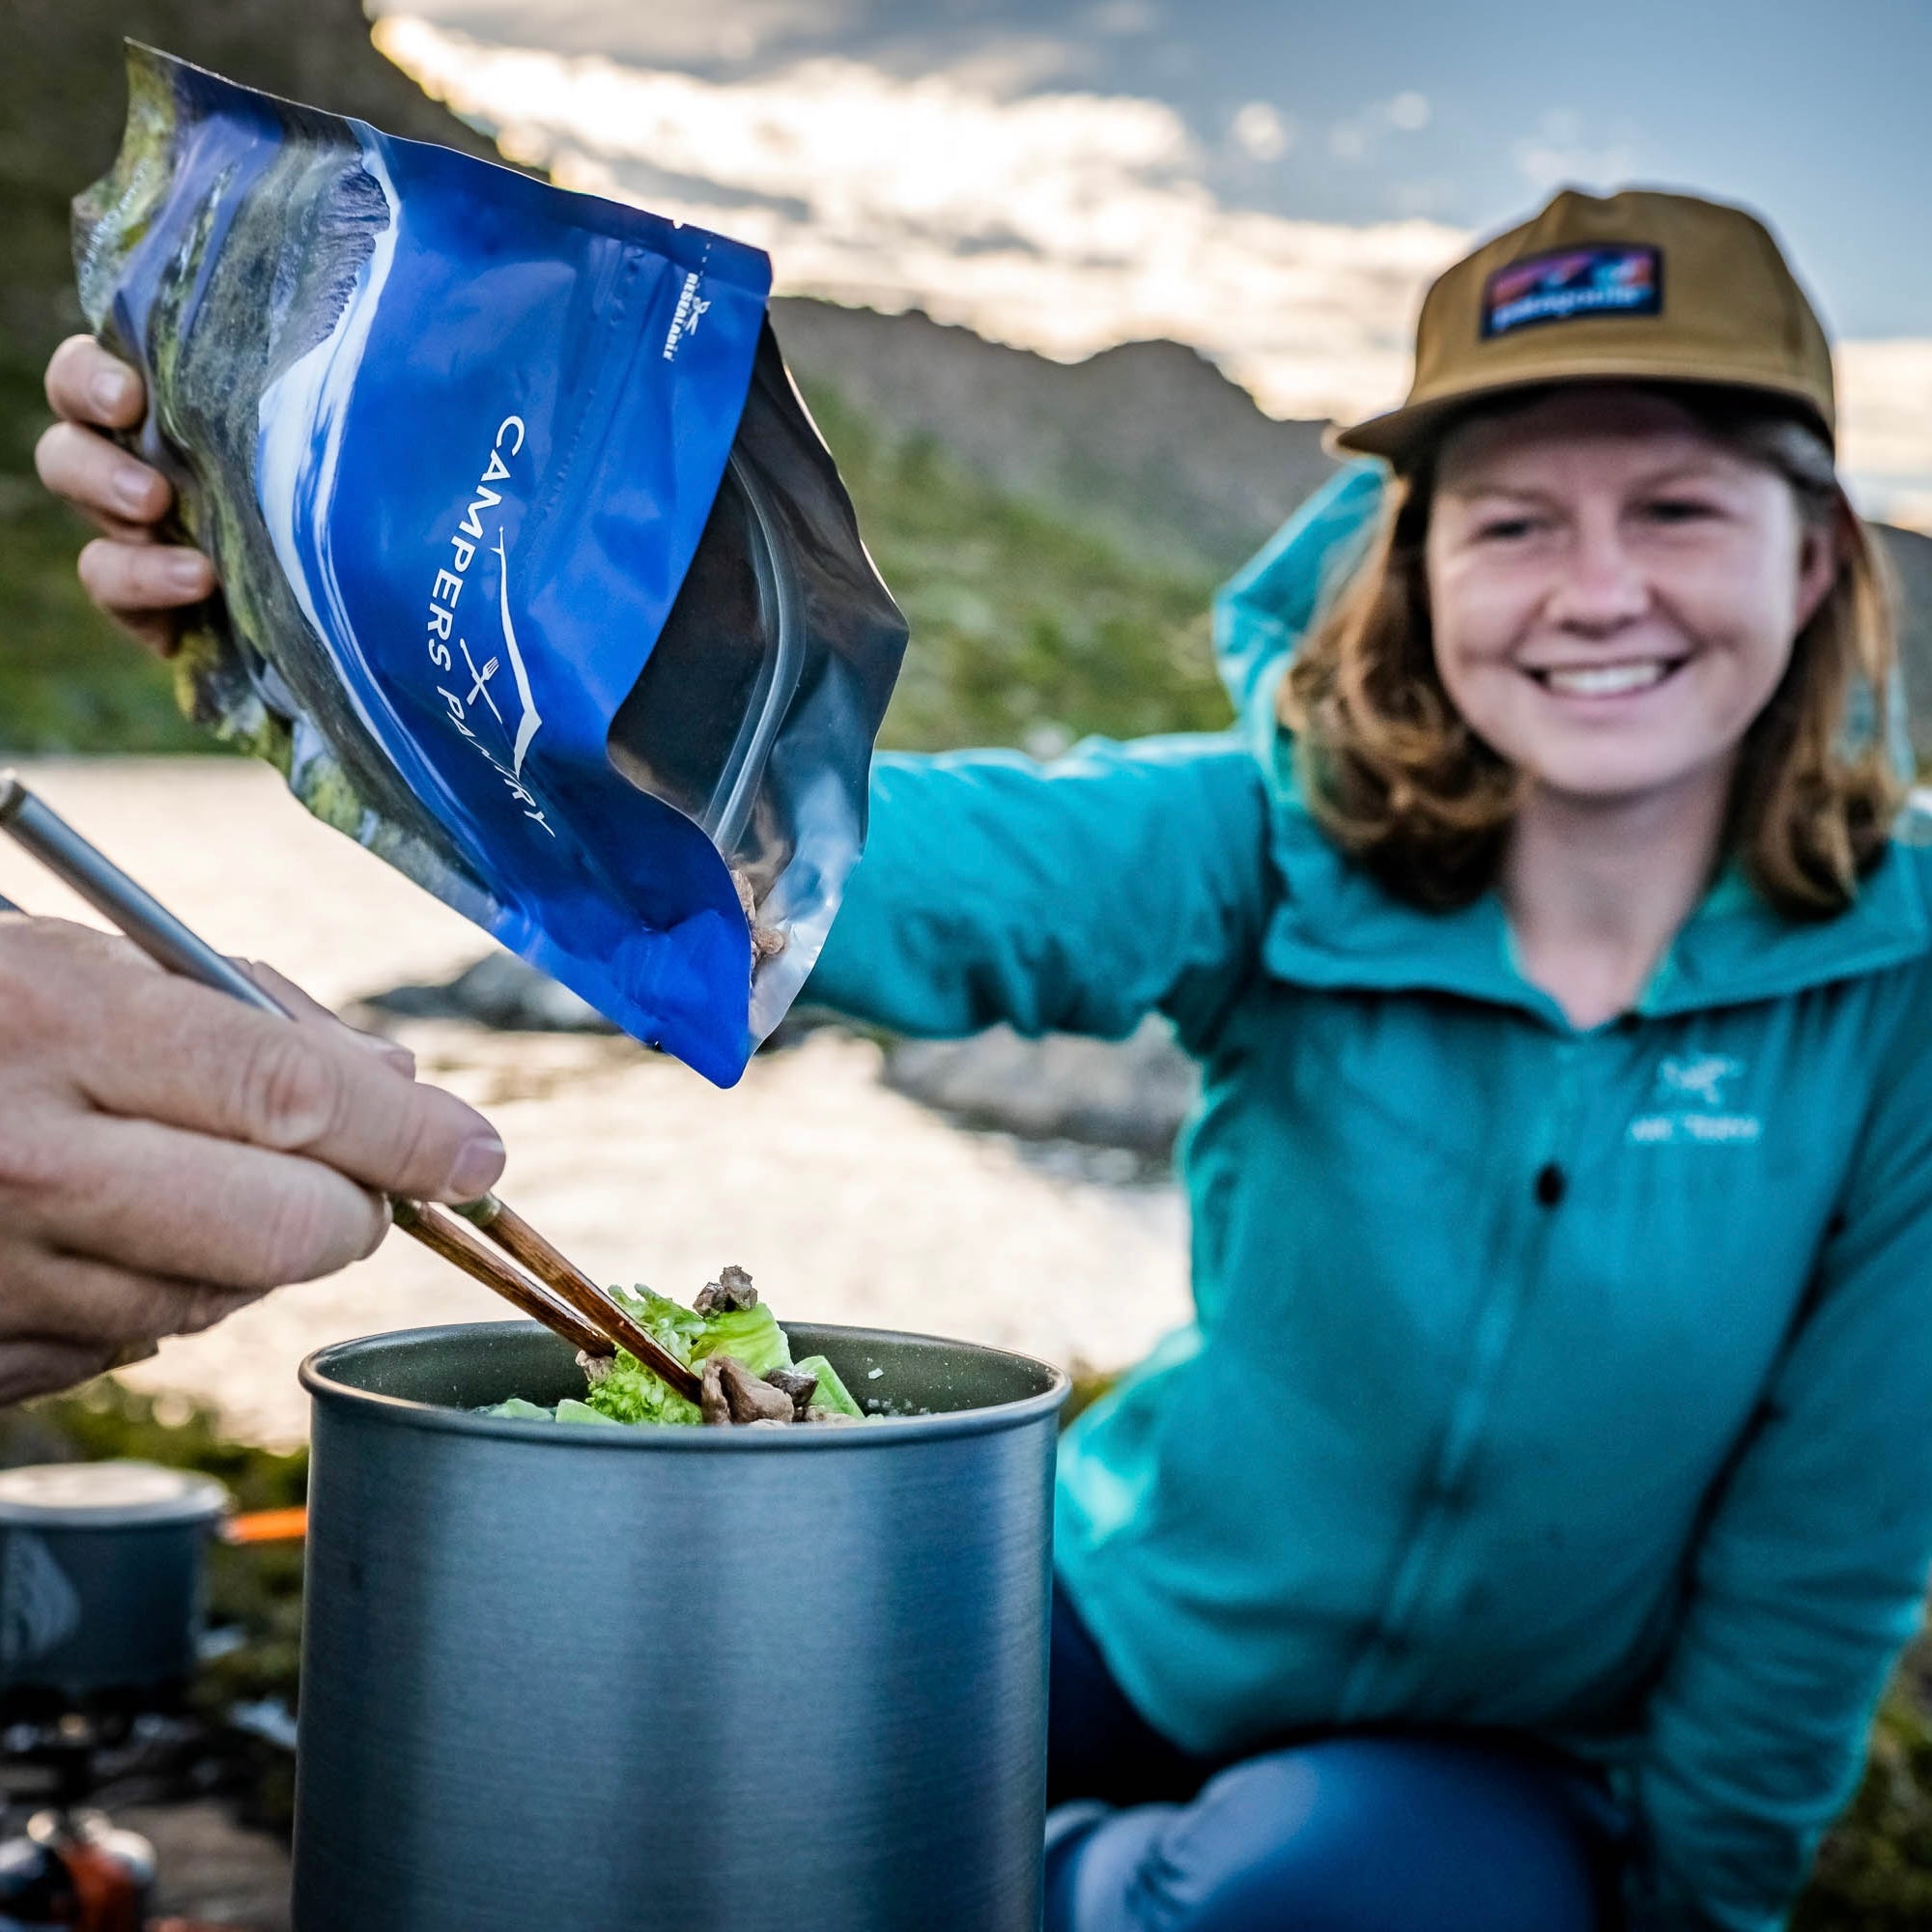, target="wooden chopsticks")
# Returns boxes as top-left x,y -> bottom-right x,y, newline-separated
0,772 -> 702,1406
